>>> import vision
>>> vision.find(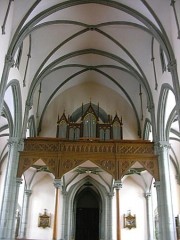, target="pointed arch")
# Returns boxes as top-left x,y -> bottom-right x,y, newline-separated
143,118 -> 152,140
1,101 -> 13,137
157,83 -> 175,141
6,80 -> 22,138
28,115 -> 37,137
63,175 -> 111,240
